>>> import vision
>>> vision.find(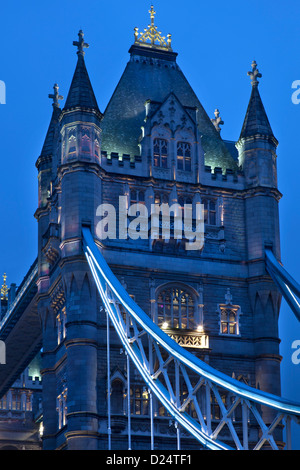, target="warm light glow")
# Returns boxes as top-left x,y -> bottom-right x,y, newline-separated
197,324 -> 204,333
162,322 -> 168,329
